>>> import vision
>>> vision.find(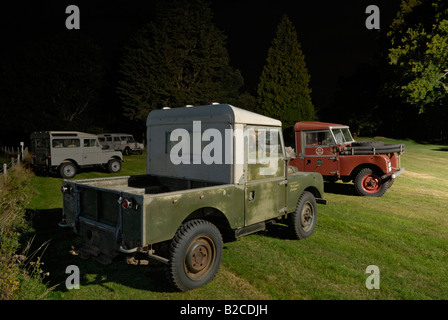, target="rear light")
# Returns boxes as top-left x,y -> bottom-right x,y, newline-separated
122,199 -> 133,209
61,185 -> 72,194
46,155 -> 51,159
122,198 -> 139,210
